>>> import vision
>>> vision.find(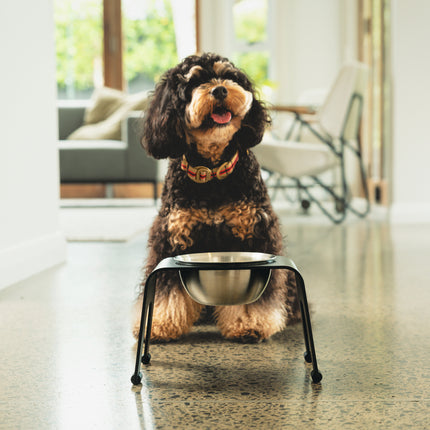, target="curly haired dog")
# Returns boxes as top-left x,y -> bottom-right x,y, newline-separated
133,53 -> 299,342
